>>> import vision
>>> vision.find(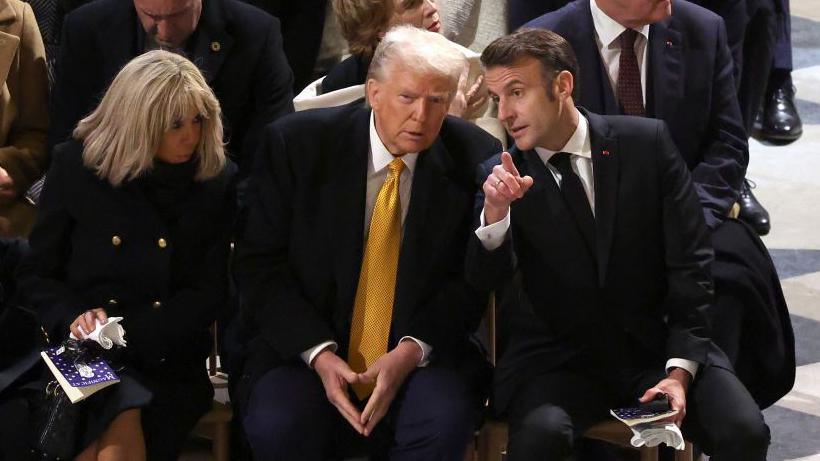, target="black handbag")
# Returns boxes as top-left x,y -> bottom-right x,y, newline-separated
31,339 -> 91,460
32,379 -> 79,460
